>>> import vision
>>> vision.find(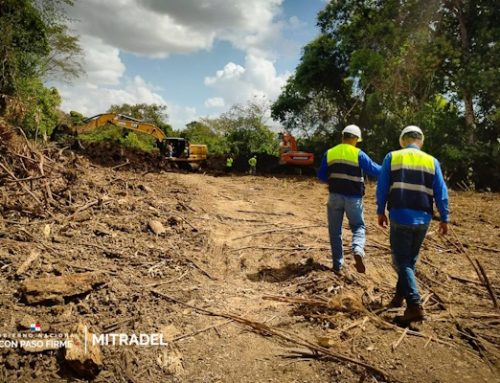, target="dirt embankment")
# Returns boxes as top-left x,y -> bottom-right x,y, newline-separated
1,131 -> 499,382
